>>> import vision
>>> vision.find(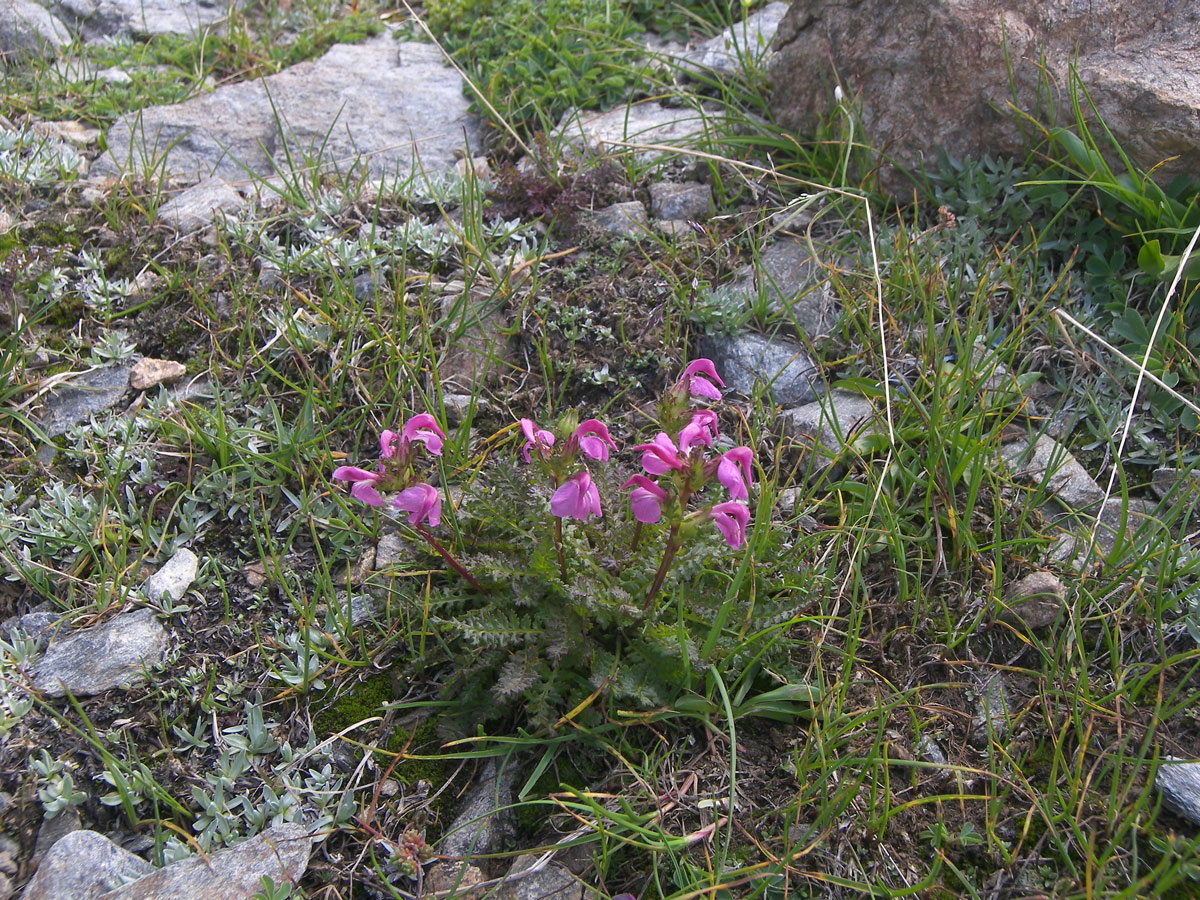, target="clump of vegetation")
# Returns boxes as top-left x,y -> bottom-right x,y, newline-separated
2,0 -> 1200,896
